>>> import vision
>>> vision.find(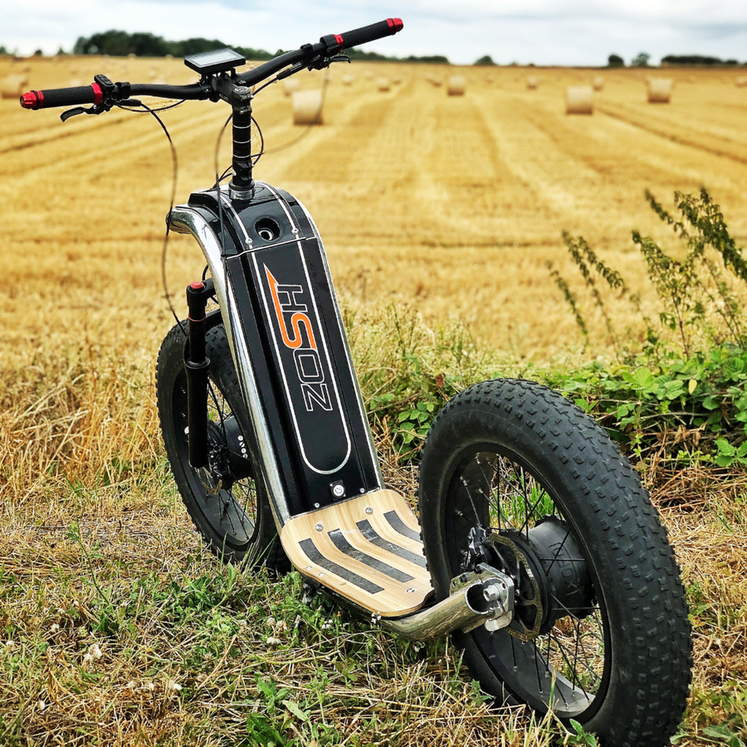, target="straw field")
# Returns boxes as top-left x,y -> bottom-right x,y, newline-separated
1,55 -> 747,746
2,57 -> 747,361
